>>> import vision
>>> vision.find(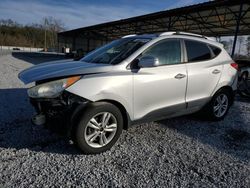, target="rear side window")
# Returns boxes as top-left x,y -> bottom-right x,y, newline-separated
185,40 -> 212,62
209,45 -> 221,57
